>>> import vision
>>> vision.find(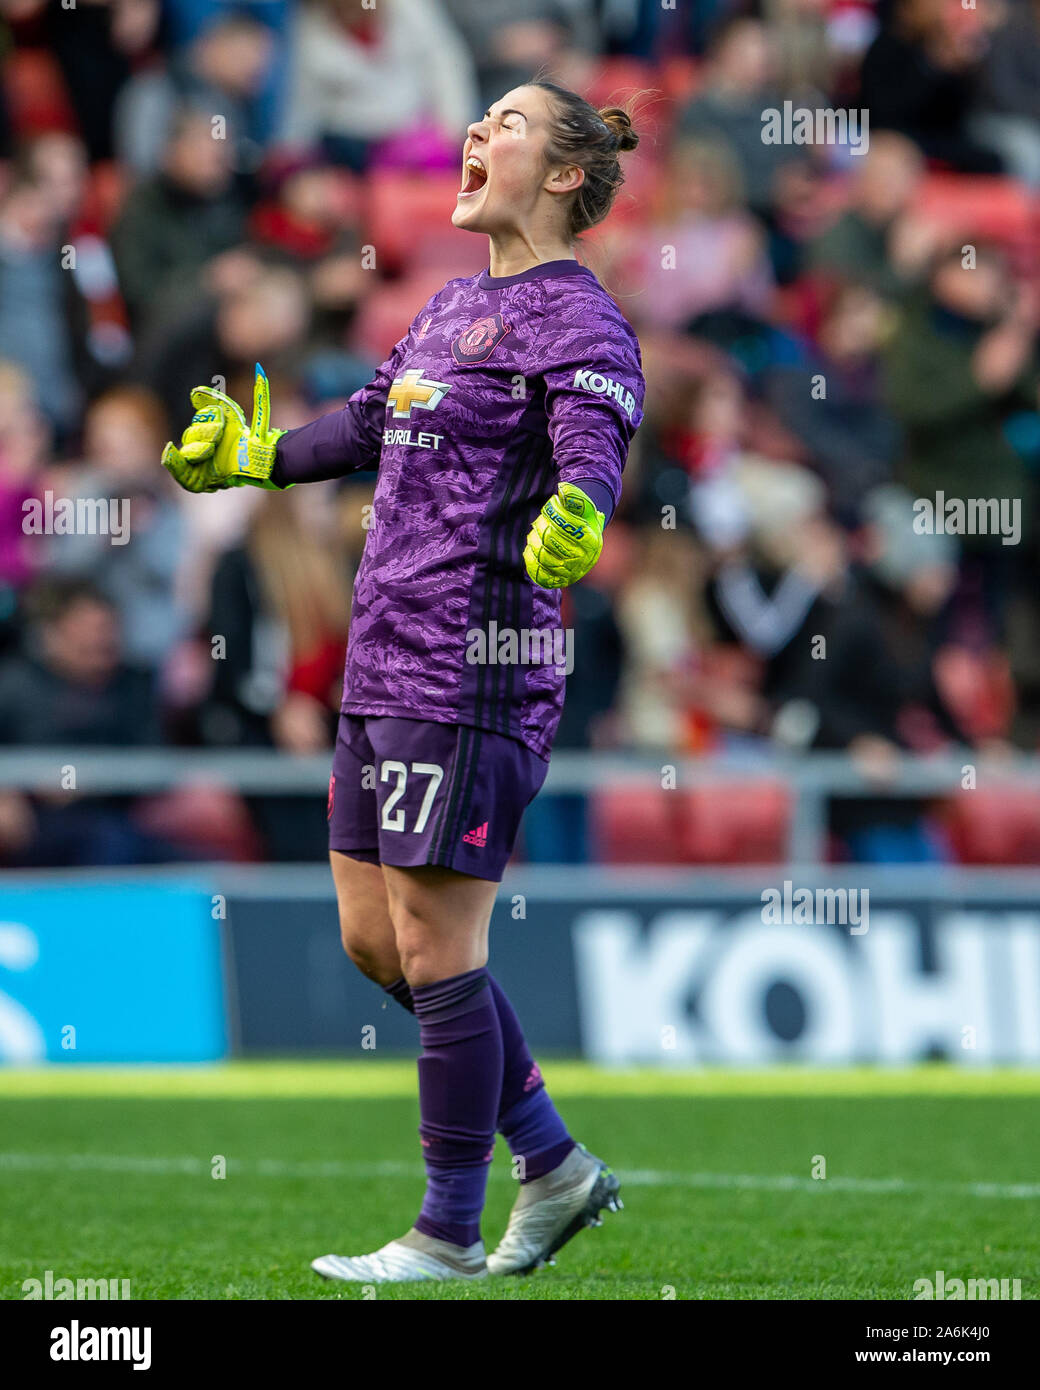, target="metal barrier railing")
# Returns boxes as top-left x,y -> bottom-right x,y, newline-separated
1,747 -> 1038,862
